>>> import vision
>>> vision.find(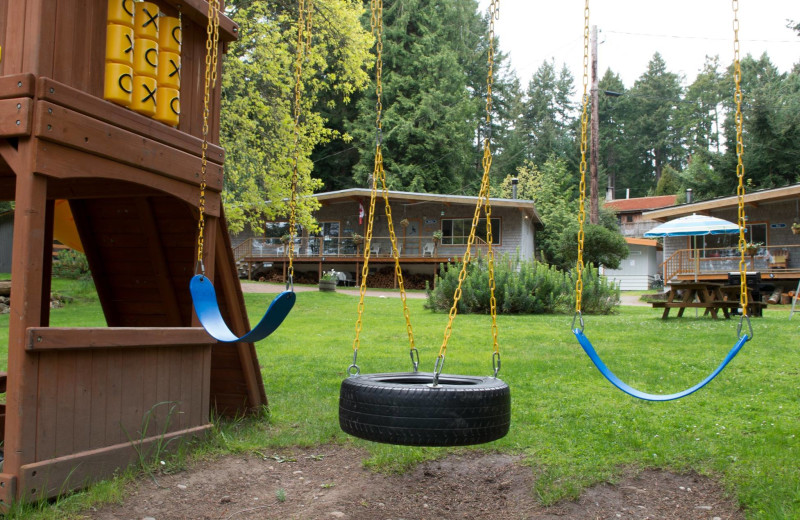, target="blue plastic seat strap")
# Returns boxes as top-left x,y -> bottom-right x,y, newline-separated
191,274 -> 295,343
573,329 -> 749,401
